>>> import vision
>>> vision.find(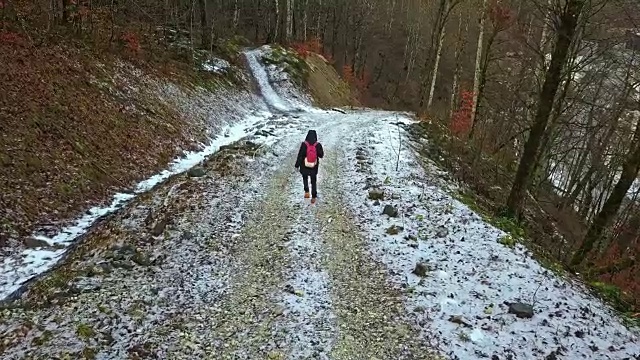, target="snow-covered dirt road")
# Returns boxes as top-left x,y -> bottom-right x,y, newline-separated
1,46 -> 639,359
